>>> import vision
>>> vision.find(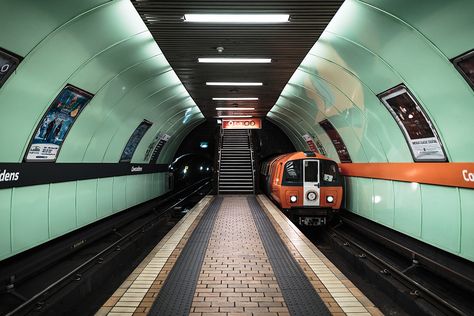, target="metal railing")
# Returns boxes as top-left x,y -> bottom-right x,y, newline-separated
248,129 -> 256,194
217,127 -> 223,194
